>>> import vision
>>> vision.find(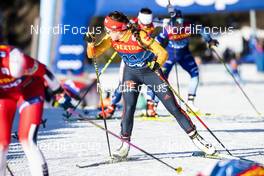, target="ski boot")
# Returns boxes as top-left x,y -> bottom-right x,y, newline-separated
146,100 -> 158,117
186,94 -> 200,114
112,136 -> 130,160
189,130 -> 216,155
98,104 -> 116,119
